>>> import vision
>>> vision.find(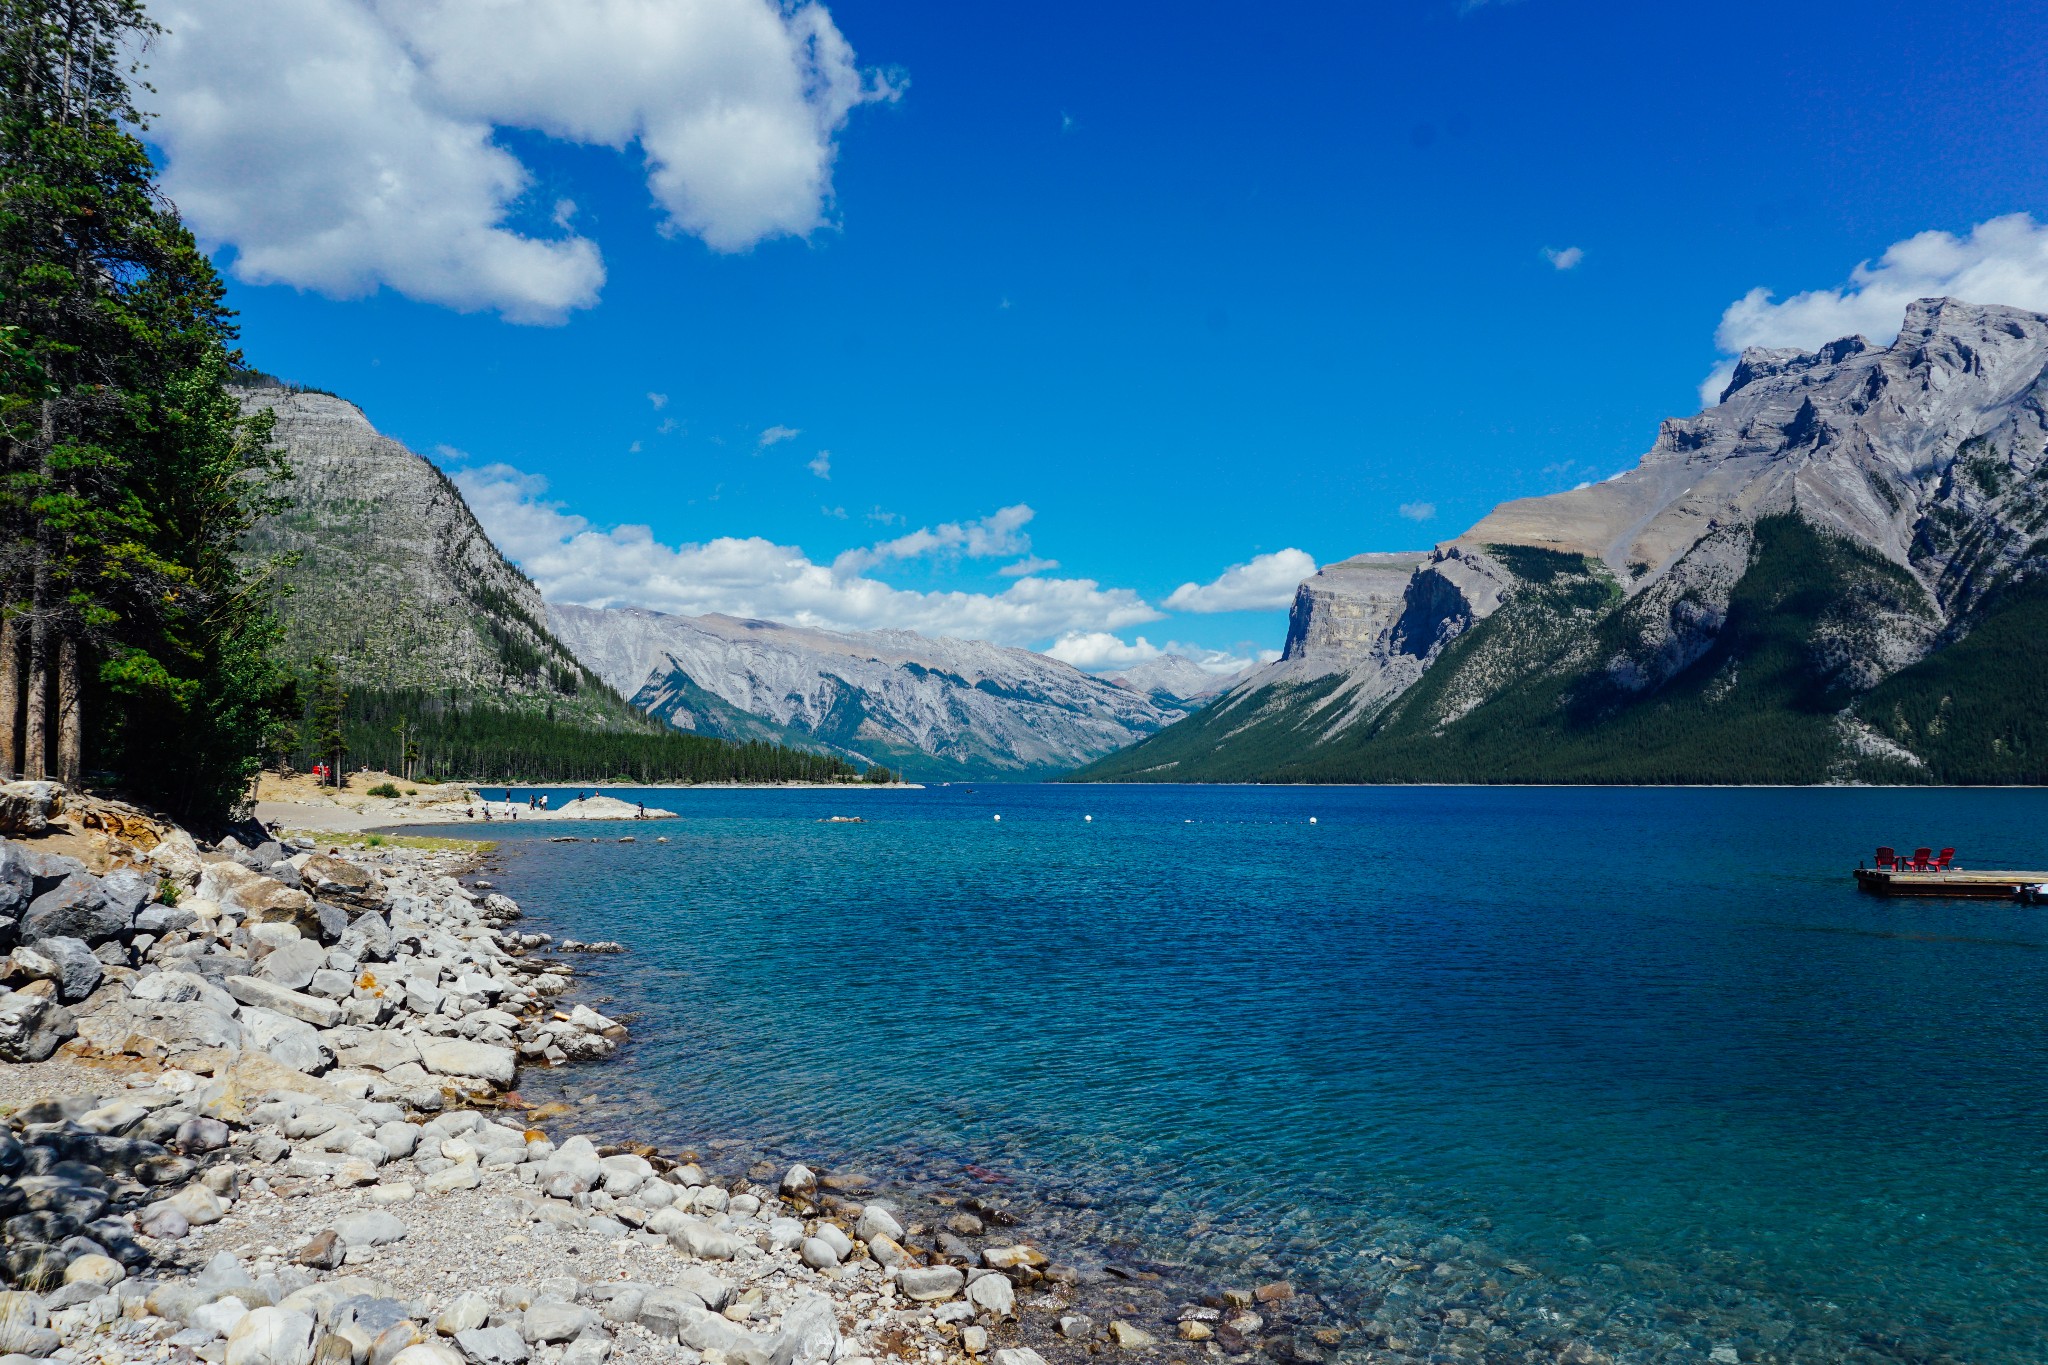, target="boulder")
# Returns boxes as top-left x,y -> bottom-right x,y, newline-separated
0,988 -> 75,1062
0,781 -> 63,836
338,915 -> 395,963
131,970 -> 239,1015
74,999 -> 241,1057
202,863 -> 320,934
0,842 -> 37,917
163,1184 -> 225,1225
17,936 -> 102,1000
668,1219 -> 744,1261
333,1030 -> 420,1072
225,1306 -> 317,1365
421,1163 -> 481,1194
855,1203 -> 904,1244
20,875 -> 127,944
238,1006 -> 332,1073
414,1037 -> 515,1087
134,903 -> 198,936
769,1294 -> 839,1365
332,1210 -> 406,1247
255,939 -> 328,991
897,1266 -> 965,1303
454,1324 -> 528,1364
519,1303 -> 595,1344
98,867 -> 155,922
433,1292 -> 493,1335
300,854 -> 376,899
225,976 -> 344,1028
146,837 -> 205,891
966,1273 -> 1015,1319
387,1346 -> 462,1365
